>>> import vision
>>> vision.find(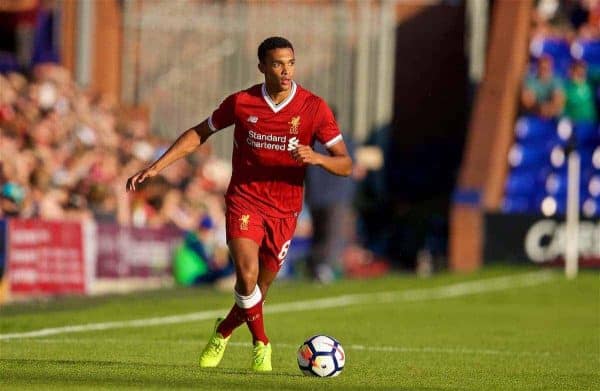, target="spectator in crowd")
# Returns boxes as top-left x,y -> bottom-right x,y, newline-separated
184,215 -> 233,284
521,55 -> 565,118
0,182 -> 24,218
305,148 -> 357,282
563,60 -> 597,123
0,63 -> 229,245
0,0 -> 40,71
304,140 -> 355,282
